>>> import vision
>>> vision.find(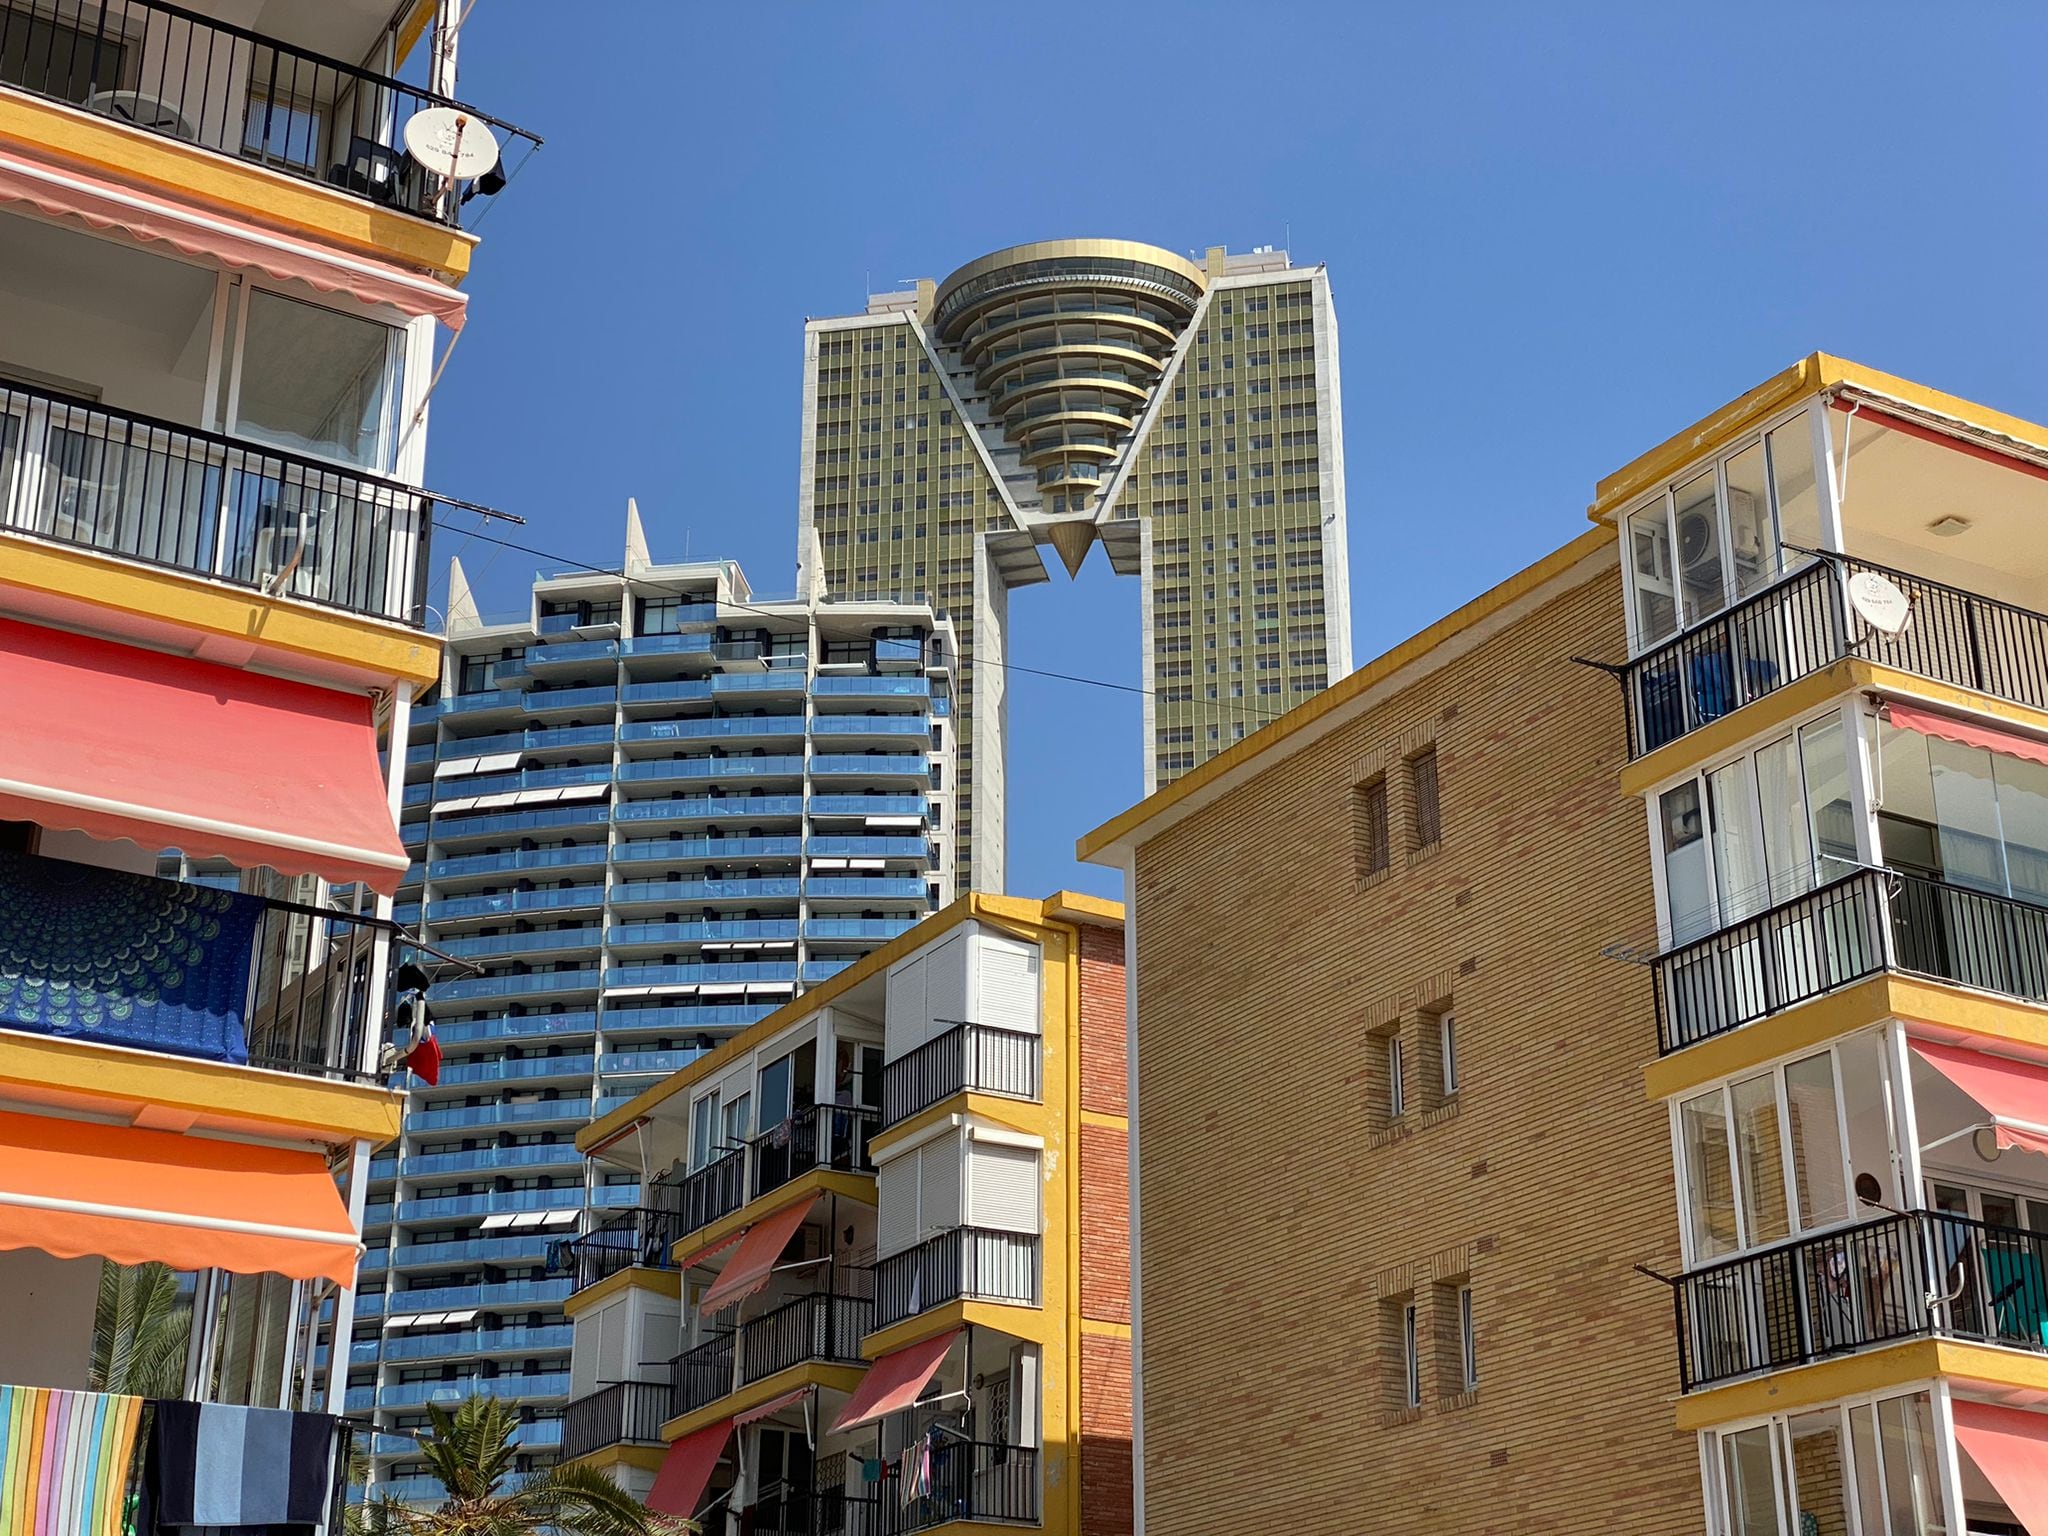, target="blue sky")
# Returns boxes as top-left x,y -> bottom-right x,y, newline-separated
424,2 -> 2048,903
